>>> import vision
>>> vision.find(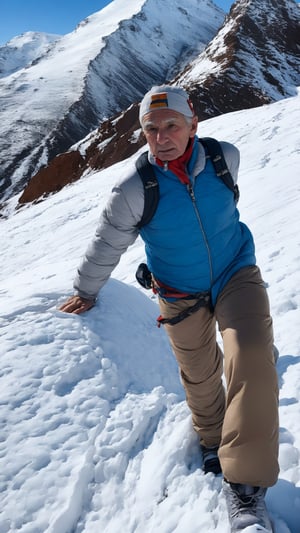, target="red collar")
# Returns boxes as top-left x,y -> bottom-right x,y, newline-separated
155,138 -> 194,184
